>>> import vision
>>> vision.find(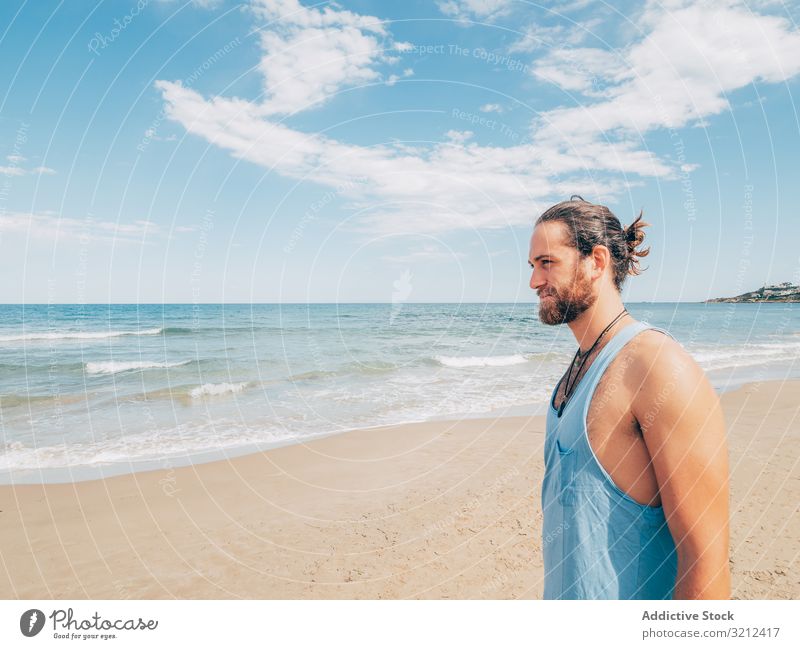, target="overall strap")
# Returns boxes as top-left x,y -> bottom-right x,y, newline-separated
578,320 -> 650,398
